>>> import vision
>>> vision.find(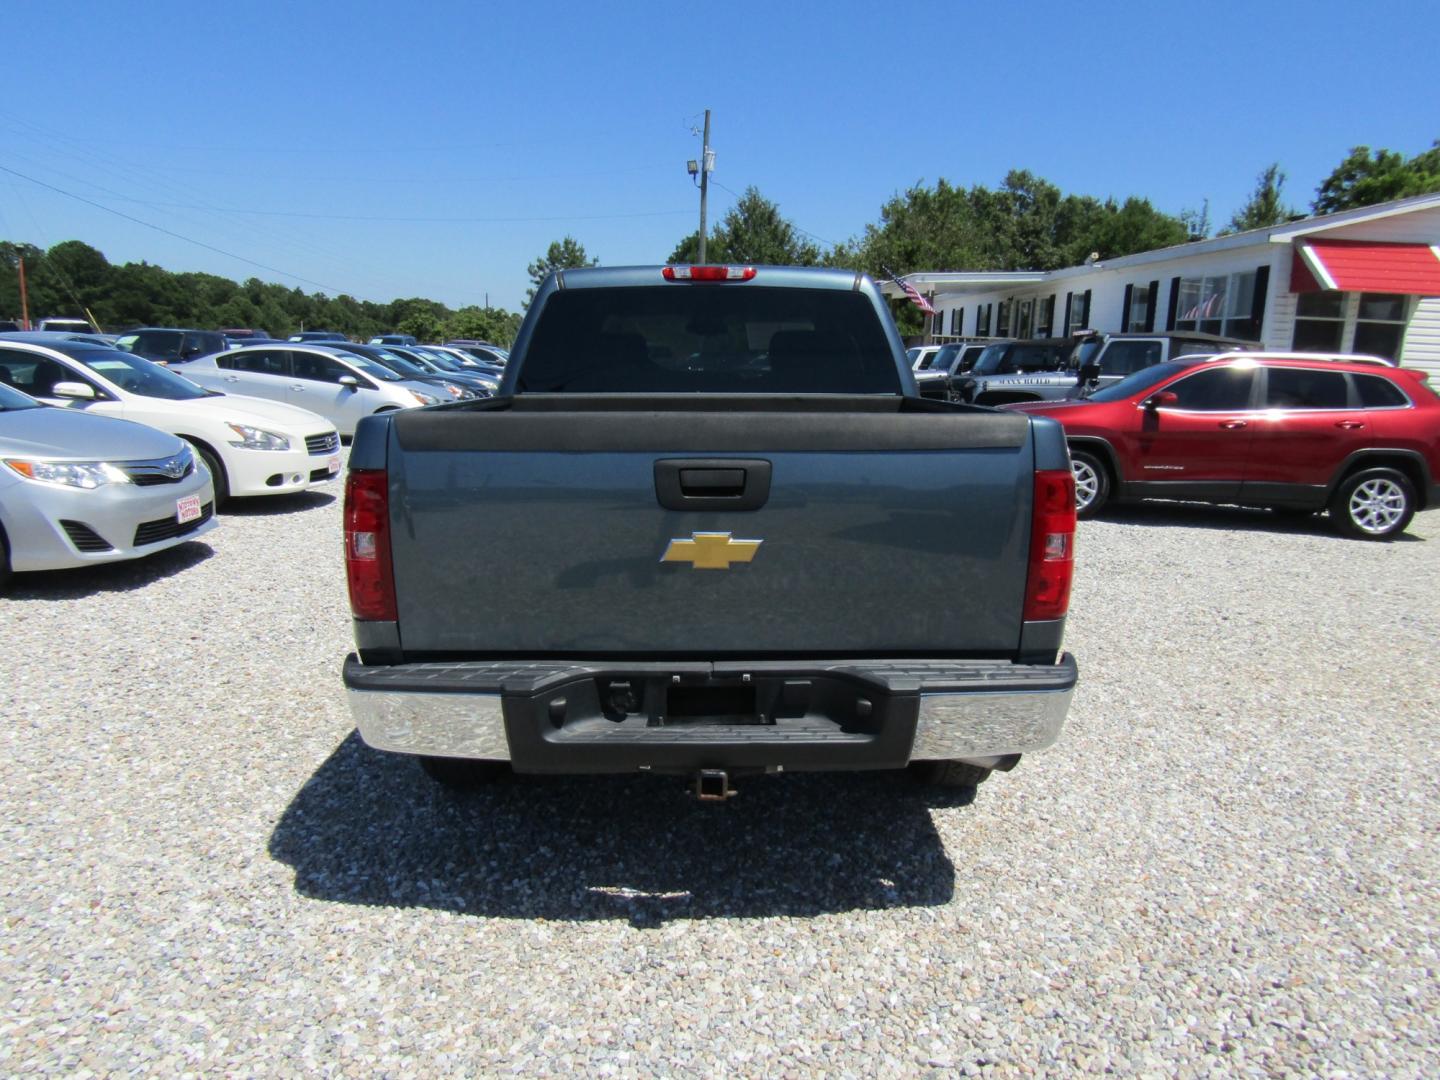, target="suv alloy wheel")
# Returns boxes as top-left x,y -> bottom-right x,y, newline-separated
1330,467 -> 1416,541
